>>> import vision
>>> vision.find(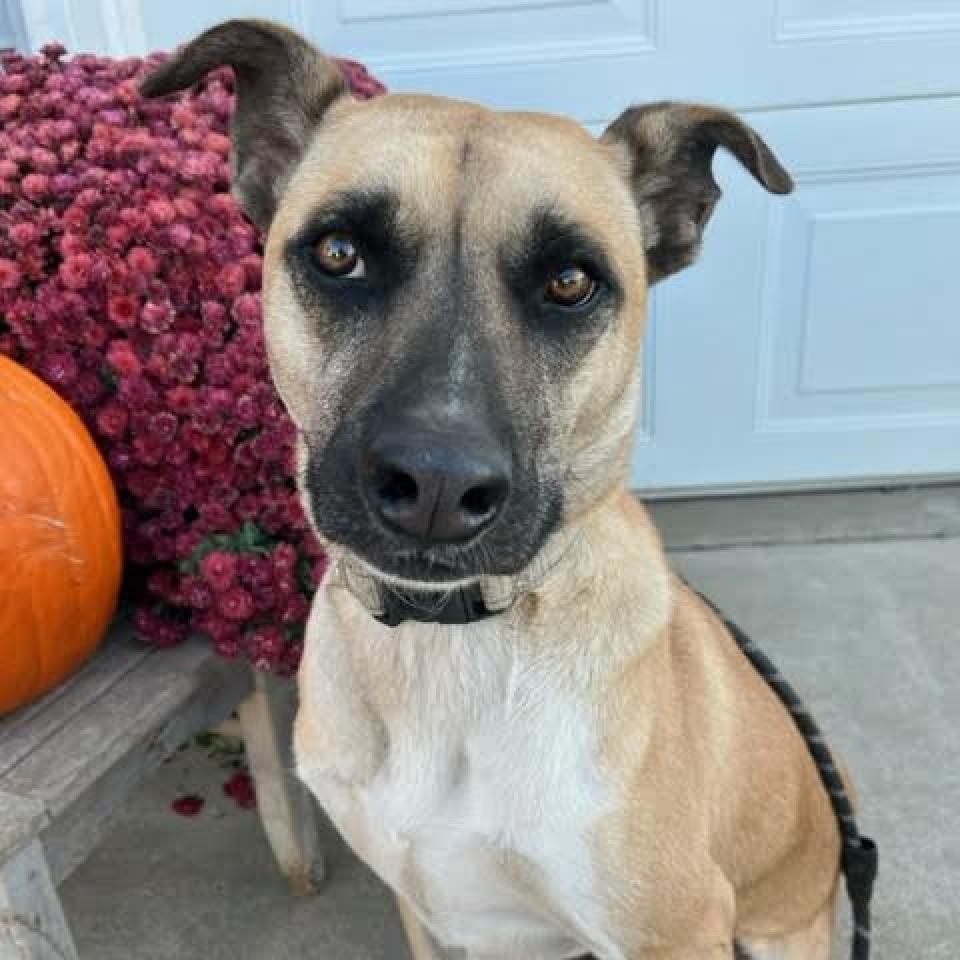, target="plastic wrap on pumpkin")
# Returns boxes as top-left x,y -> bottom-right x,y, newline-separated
0,356 -> 122,714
